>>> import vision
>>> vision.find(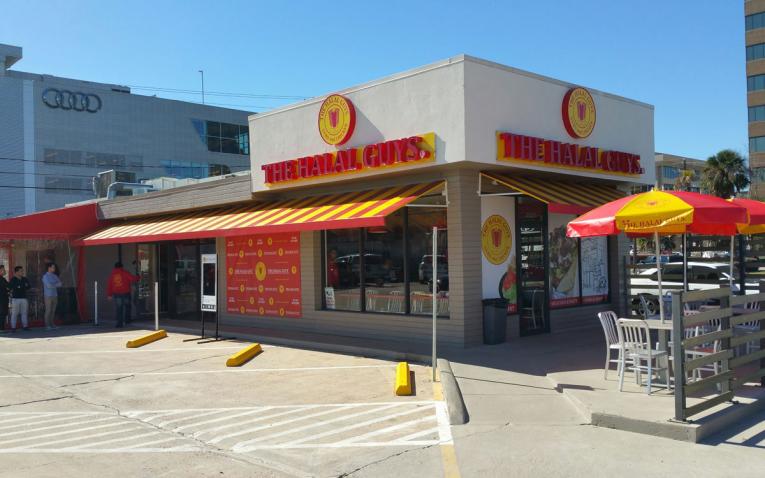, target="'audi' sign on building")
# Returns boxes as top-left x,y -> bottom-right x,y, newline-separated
42,88 -> 102,113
